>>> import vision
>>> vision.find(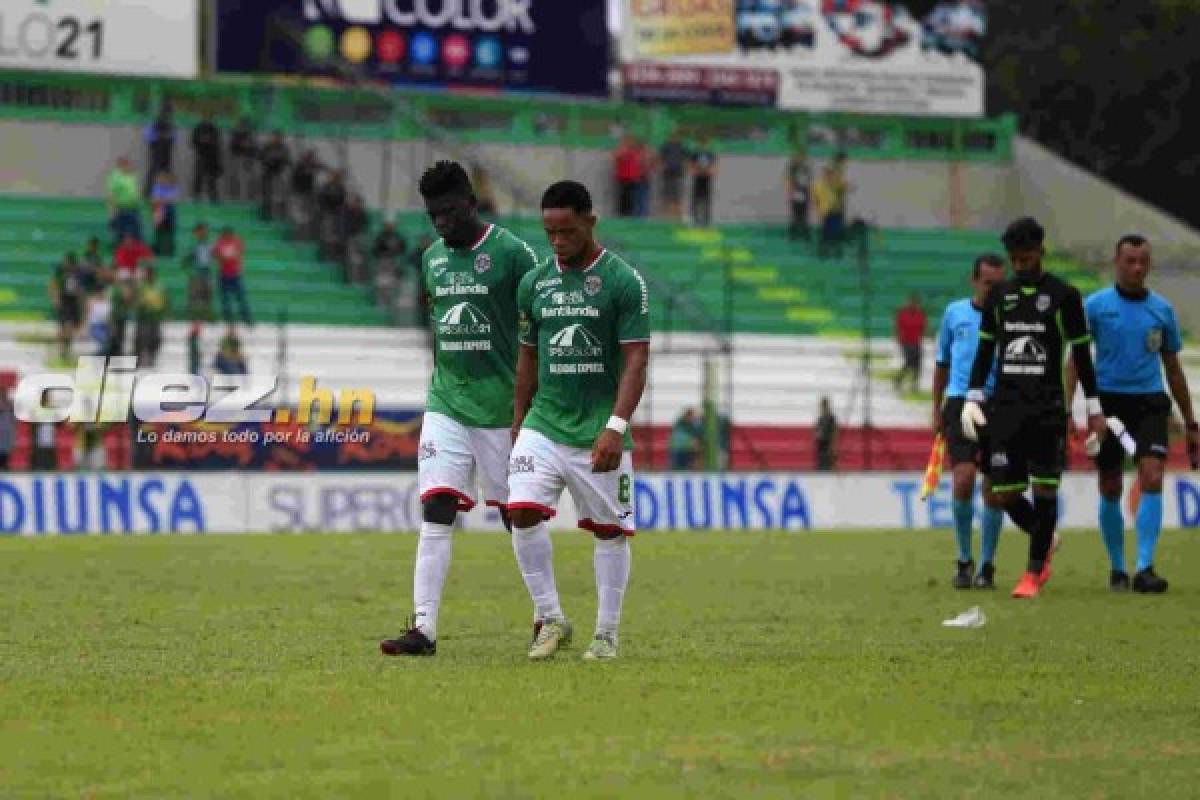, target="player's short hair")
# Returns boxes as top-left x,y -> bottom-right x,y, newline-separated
418,160 -> 472,200
972,253 -> 1004,278
541,180 -> 593,215
1115,233 -> 1148,256
1001,217 -> 1045,252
